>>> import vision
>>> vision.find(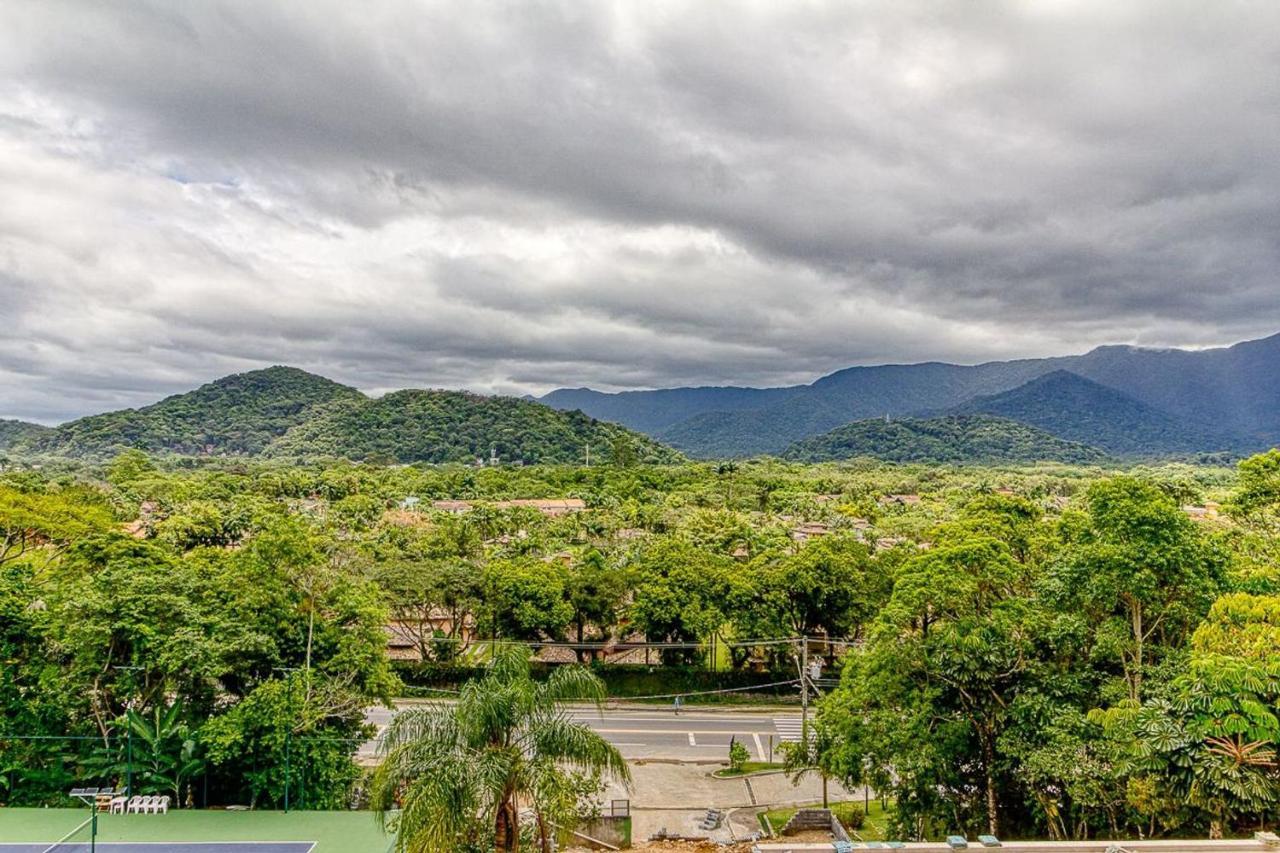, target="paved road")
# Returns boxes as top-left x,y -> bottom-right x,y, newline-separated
363,703 -> 804,761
